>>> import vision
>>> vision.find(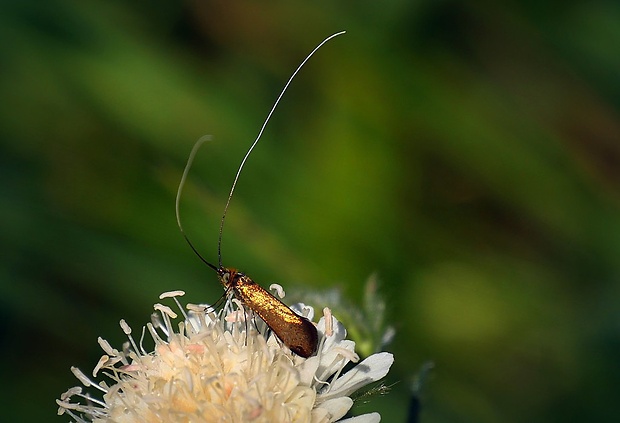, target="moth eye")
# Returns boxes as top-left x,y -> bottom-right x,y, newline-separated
222,272 -> 230,284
